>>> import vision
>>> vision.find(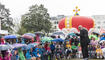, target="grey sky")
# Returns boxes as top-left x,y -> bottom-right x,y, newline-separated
1,0 -> 105,18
